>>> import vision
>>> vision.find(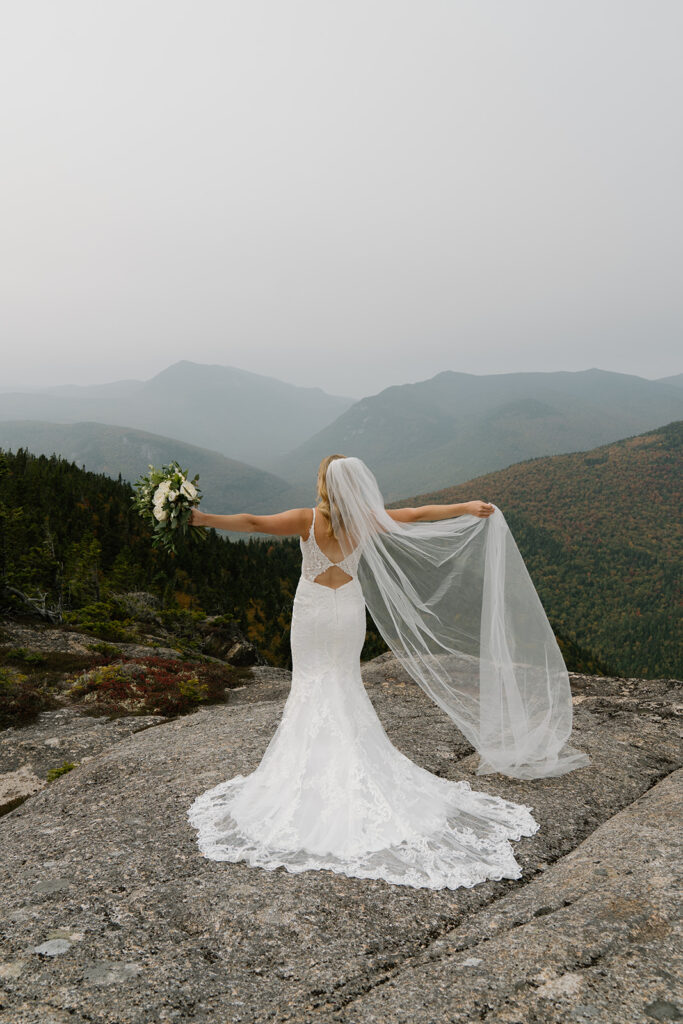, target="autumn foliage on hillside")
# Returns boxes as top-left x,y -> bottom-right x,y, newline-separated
391,421 -> 682,679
